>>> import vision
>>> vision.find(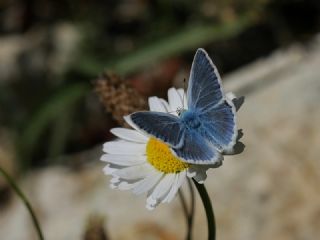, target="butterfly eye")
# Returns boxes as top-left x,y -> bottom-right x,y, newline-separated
176,107 -> 187,117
